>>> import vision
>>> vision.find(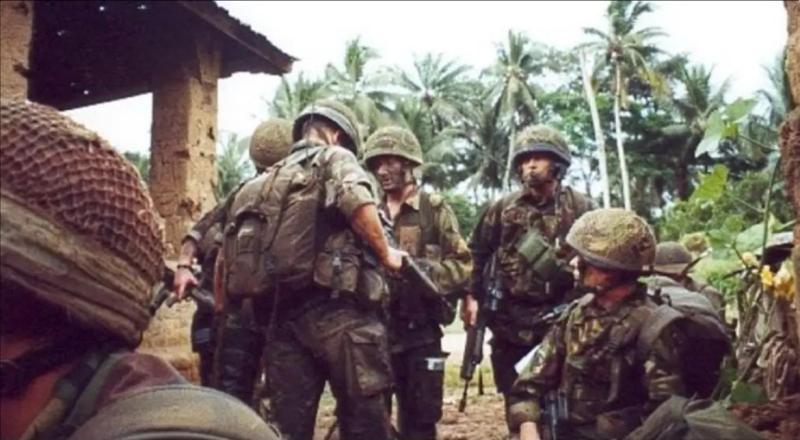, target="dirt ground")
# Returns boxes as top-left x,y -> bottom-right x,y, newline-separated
731,394 -> 800,440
